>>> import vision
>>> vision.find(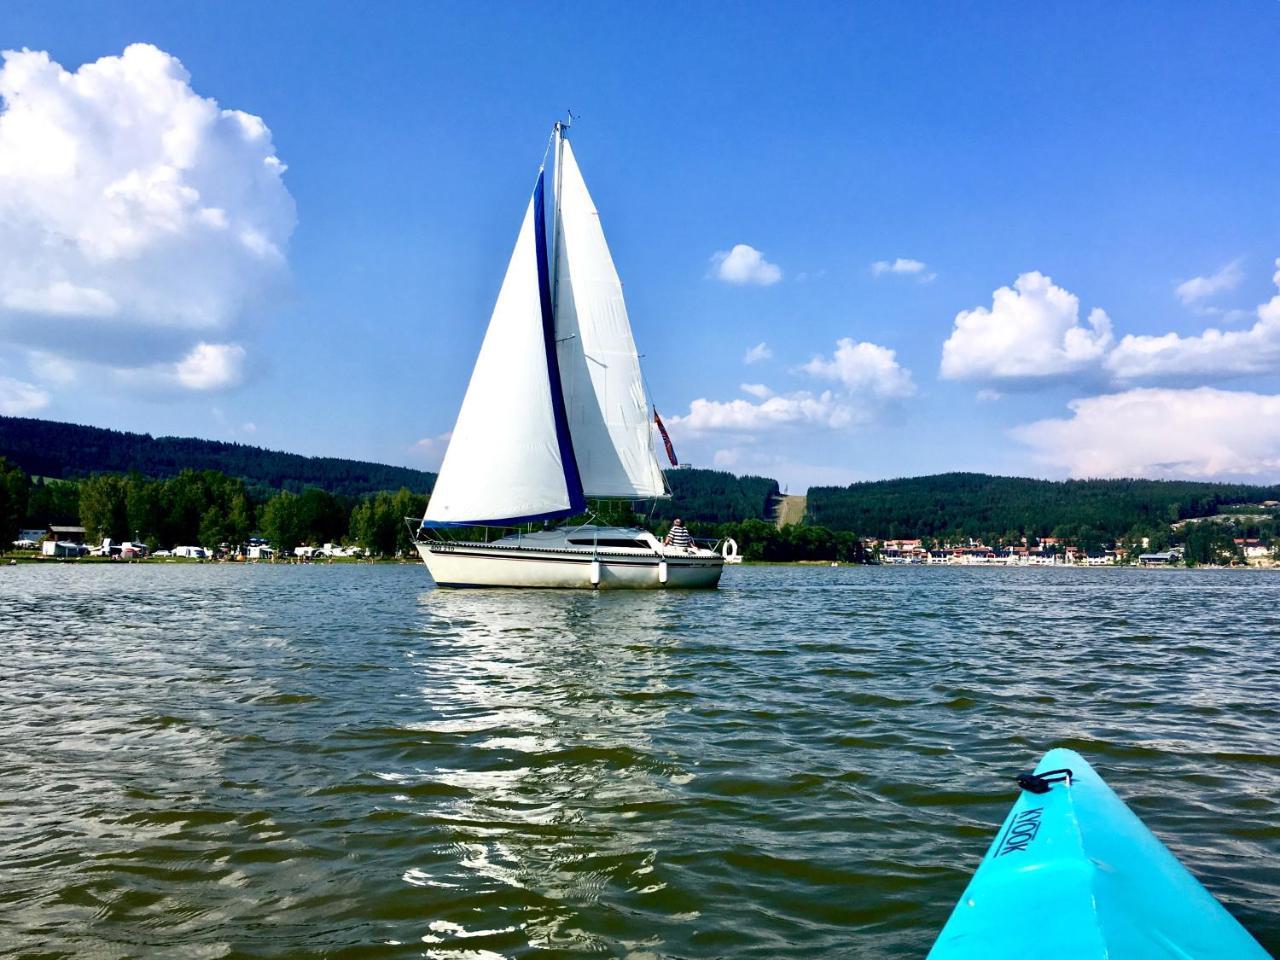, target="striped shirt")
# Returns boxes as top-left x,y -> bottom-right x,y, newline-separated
665,524 -> 692,549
